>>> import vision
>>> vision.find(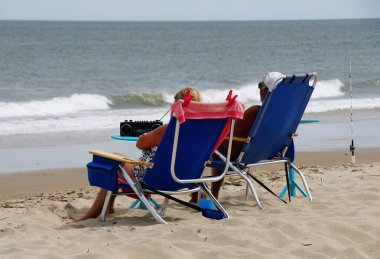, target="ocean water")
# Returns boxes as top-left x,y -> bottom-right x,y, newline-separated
0,19 -> 379,173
